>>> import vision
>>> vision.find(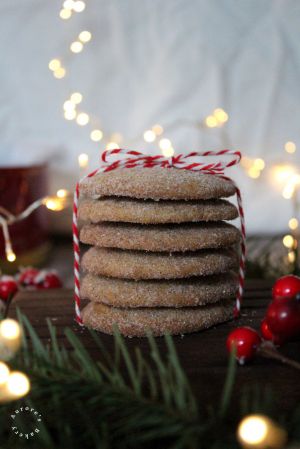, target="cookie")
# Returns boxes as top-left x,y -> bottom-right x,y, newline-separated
81,299 -> 234,337
80,222 -> 241,252
78,197 -> 238,224
81,247 -> 238,280
80,167 -> 236,200
81,272 -> 237,307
